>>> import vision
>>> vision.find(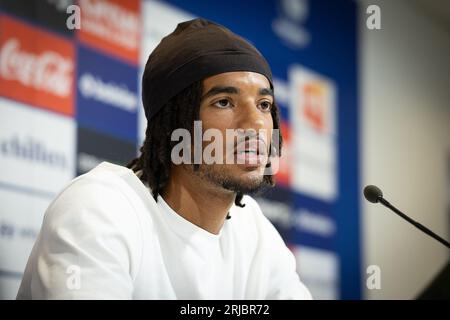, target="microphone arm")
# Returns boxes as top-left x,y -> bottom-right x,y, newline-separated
378,197 -> 450,249
364,185 -> 450,249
